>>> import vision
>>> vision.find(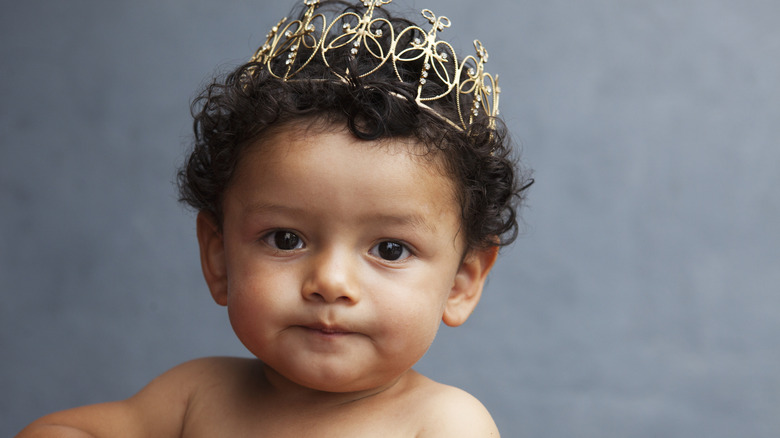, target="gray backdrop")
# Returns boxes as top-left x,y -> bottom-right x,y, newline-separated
2,0 -> 778,436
